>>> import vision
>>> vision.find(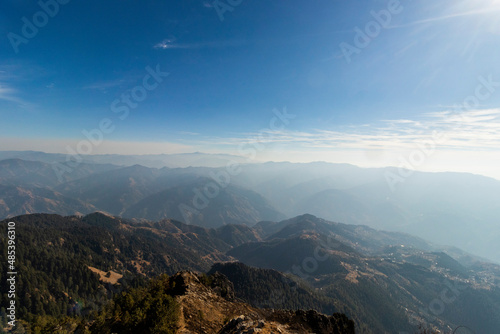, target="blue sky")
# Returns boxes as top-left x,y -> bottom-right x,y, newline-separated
1,0 -> 500,178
